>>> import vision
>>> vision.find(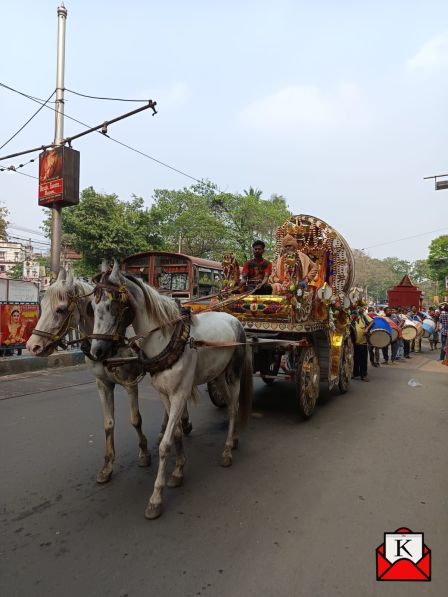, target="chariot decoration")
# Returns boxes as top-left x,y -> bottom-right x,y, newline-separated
204,214 -> 356,418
